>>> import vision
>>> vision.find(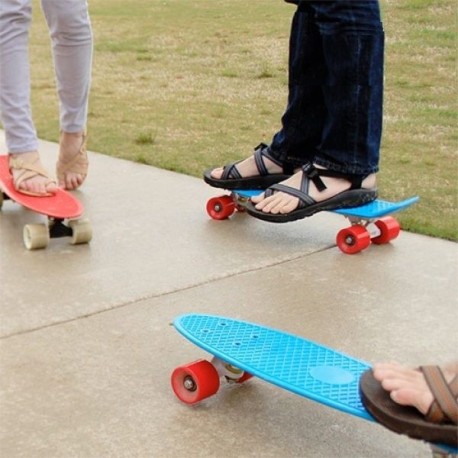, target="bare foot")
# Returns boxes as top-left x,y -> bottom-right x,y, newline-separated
252,166 -> 377,215
372,362 -> 458,416
9,151 -> 57,196
57,131 -> 88,190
